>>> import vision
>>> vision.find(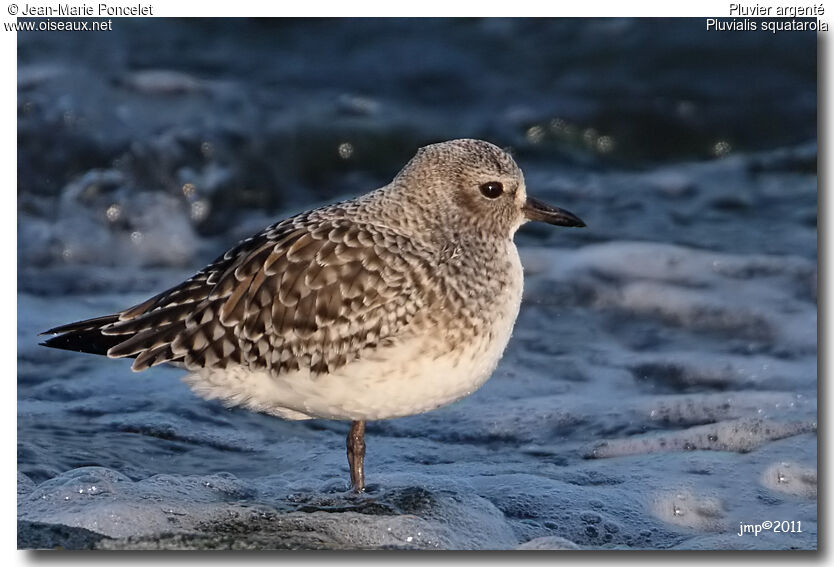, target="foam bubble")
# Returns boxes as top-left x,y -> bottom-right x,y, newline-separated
761,462 -> 817,499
